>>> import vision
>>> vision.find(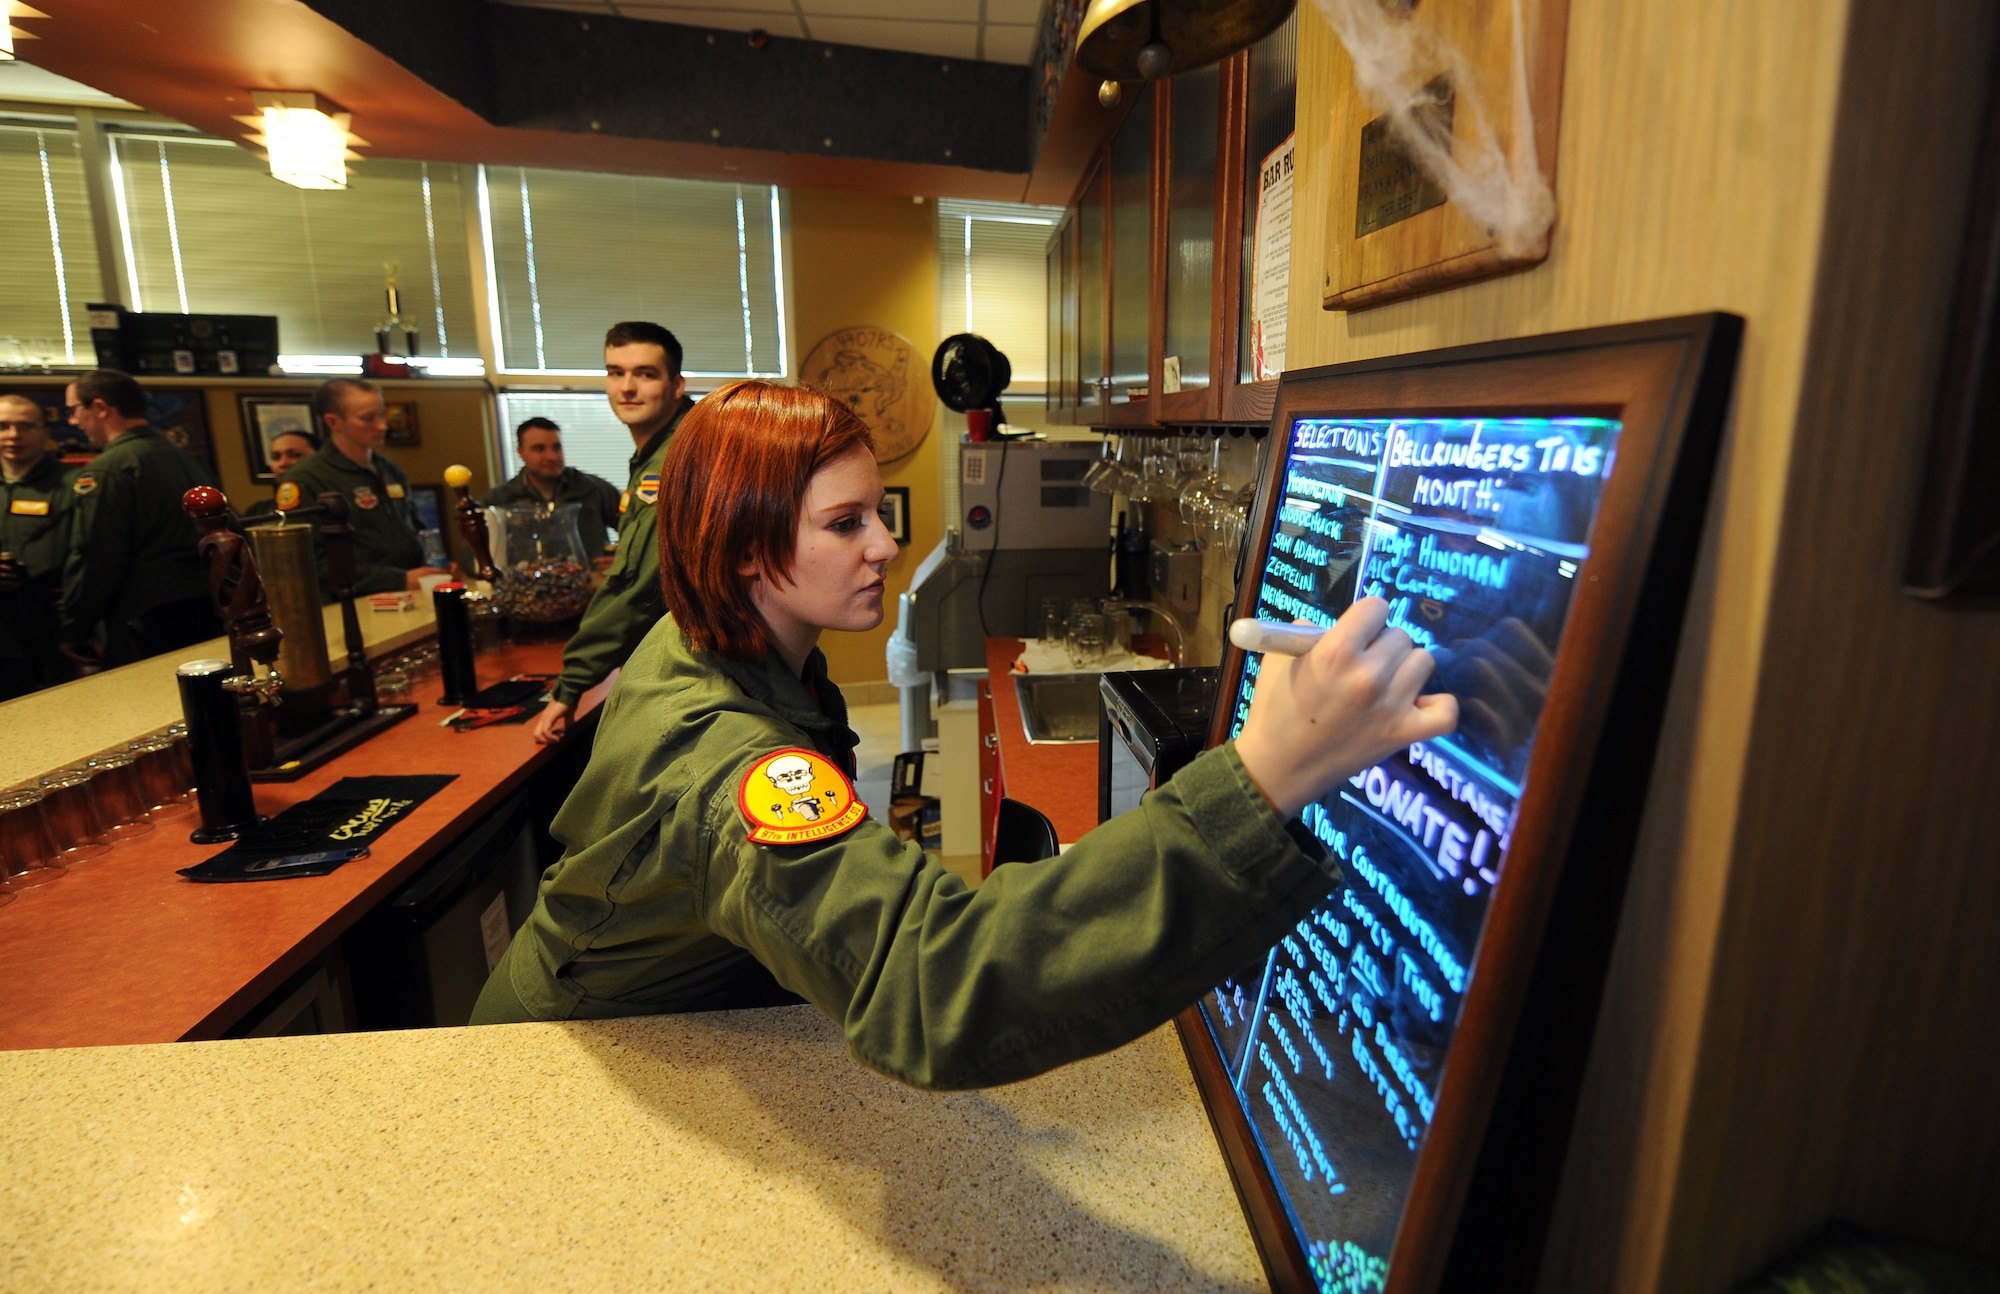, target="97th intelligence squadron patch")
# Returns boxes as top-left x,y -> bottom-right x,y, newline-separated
738,748 -> 867,845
